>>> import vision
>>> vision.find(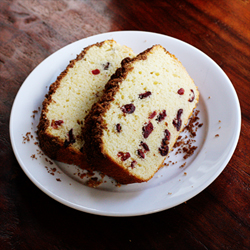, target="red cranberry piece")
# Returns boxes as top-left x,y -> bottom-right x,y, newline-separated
51,120 -> 64,129
161,129 -> 171,146
178,88 -> 185,95
117,152 -> 130,161
159,129 -> 171,155
121,104 -> 135,114
139,91 -> 151,99
116,123 -> 121,132
140,142 -> 149,151
64,128 -> 75,147
159,146 -> 169,156
142,121 -> 154,139
162,138 -> 168,146
164,129 -> 171,141
92,69 -> 100,75
148,111 -> 157,119
188,89 -> 195,102
173,109 -> 183,131
131,160 -> 137,168
176,109 -> 183,119
156,110 -> 167,122
103,62 -> 110,70
137,149 -> 145,159
122,152 -> 130,161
